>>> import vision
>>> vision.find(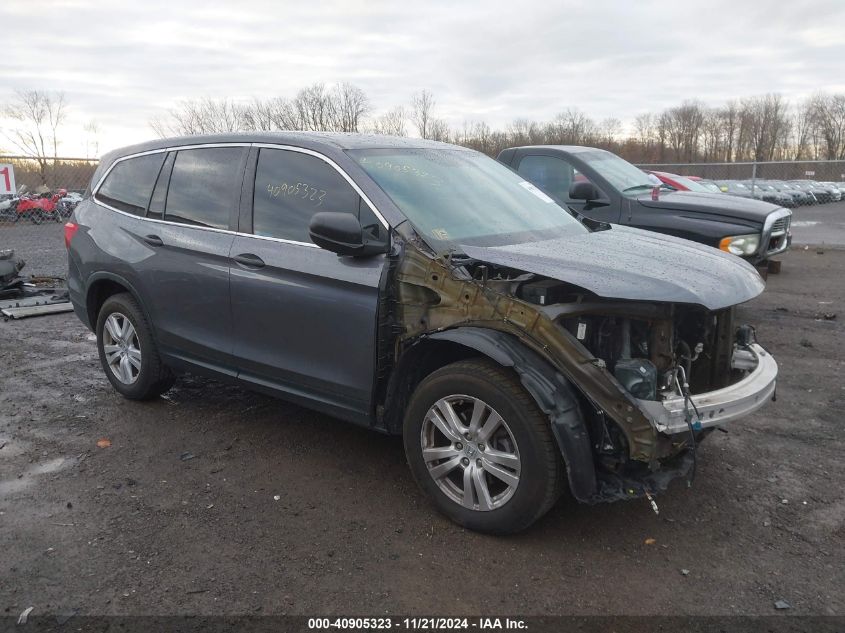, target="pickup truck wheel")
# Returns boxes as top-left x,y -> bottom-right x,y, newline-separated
96,293 -> 174,400
404,358 -> 563,534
